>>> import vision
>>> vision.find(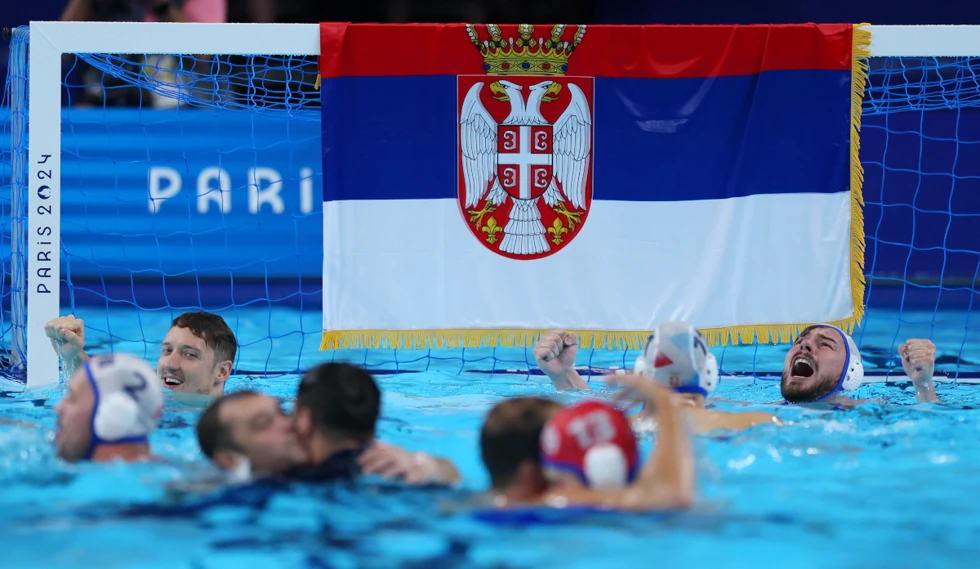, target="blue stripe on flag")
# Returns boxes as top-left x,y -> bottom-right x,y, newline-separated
321,70 -> 850,203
